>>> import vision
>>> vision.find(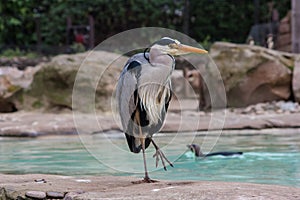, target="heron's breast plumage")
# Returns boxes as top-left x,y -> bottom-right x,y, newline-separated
137,70 -> 171,125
